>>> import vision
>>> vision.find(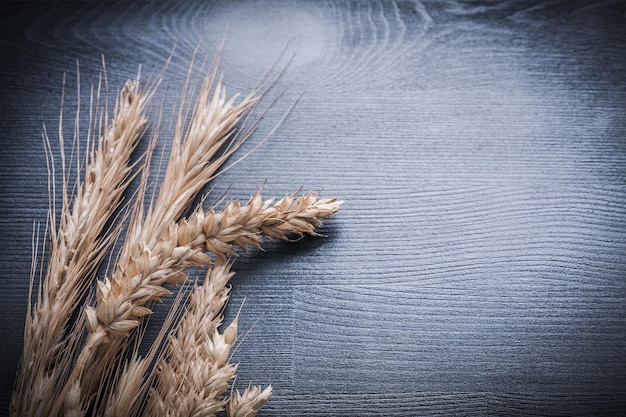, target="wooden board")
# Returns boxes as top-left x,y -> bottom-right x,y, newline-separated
1,1 -> 625,415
